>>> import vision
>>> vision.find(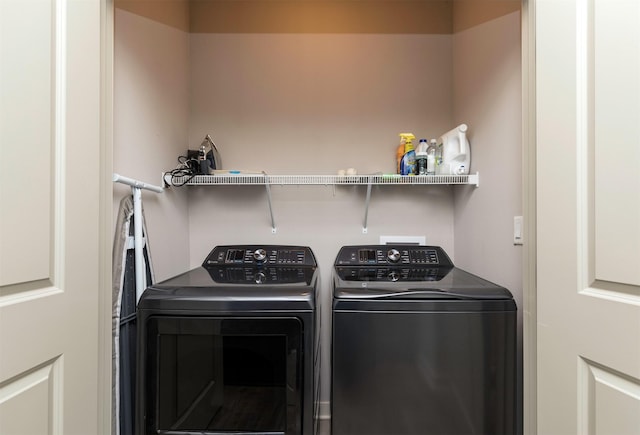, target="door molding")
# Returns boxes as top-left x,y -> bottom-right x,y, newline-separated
99,0 -> 114,433
522,0 -> 537,434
